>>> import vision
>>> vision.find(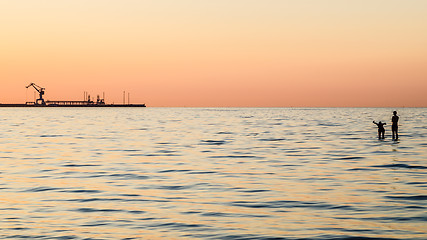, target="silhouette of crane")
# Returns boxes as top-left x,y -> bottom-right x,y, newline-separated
26,83 -> 46,105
